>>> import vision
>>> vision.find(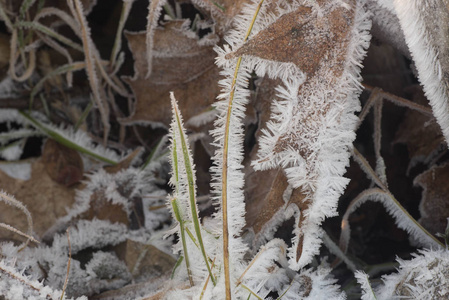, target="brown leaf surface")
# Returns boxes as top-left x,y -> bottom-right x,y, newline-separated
240,1 -> 359,263
414,163 -> 449,236
82,189 -> 130,226
42,139 -> 84,187
0,159 -> 77,242
117,239 -> 176,282
120,21 -> 220,128
228,1 -> 353,77
191,0 -> 251,34
244,77 -> 288,237
394,86 -> 445,165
